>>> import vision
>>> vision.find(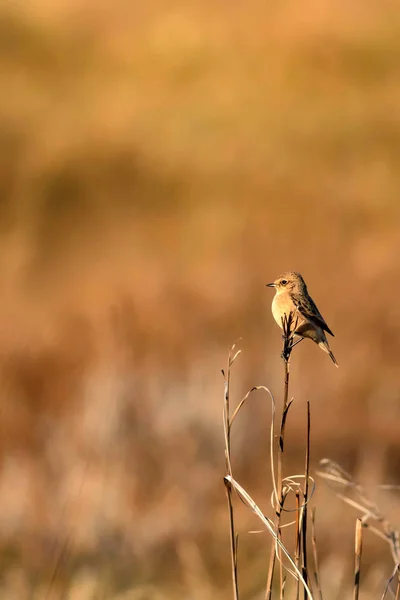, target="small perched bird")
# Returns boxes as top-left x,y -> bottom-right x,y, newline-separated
266,271 -> 338,367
